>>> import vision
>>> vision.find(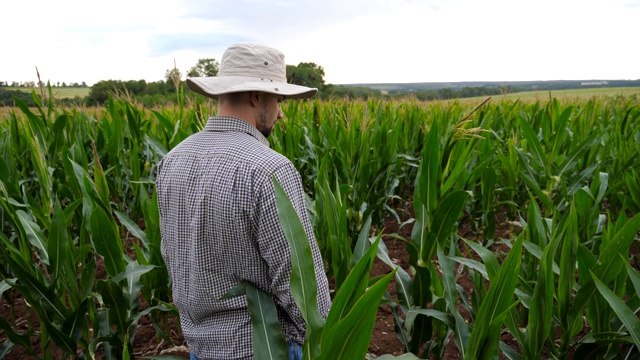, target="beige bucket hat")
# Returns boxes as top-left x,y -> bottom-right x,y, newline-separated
186,43 -> 317,100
